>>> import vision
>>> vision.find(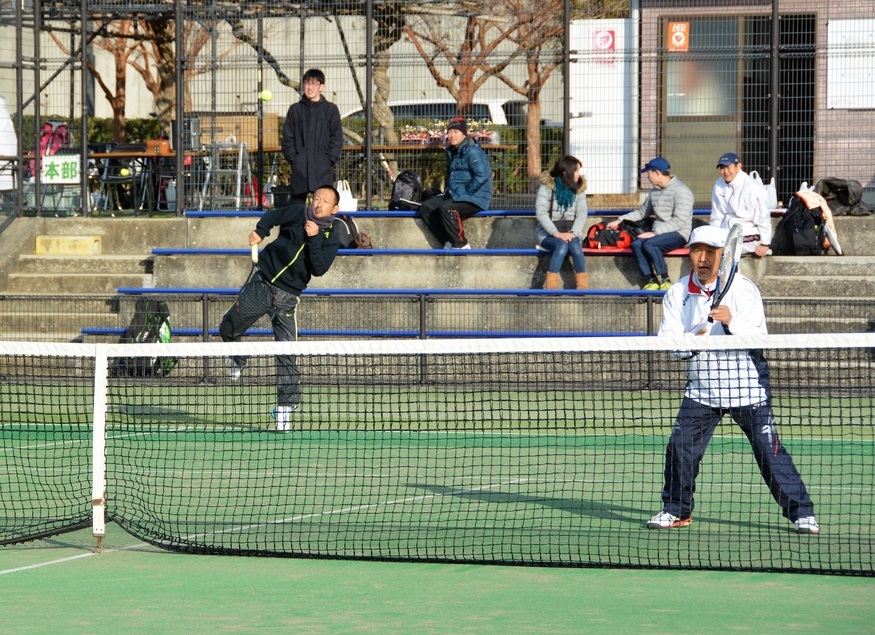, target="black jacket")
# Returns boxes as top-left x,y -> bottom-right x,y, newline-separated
254,203 -> 341,295
281,96 -> 343,196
